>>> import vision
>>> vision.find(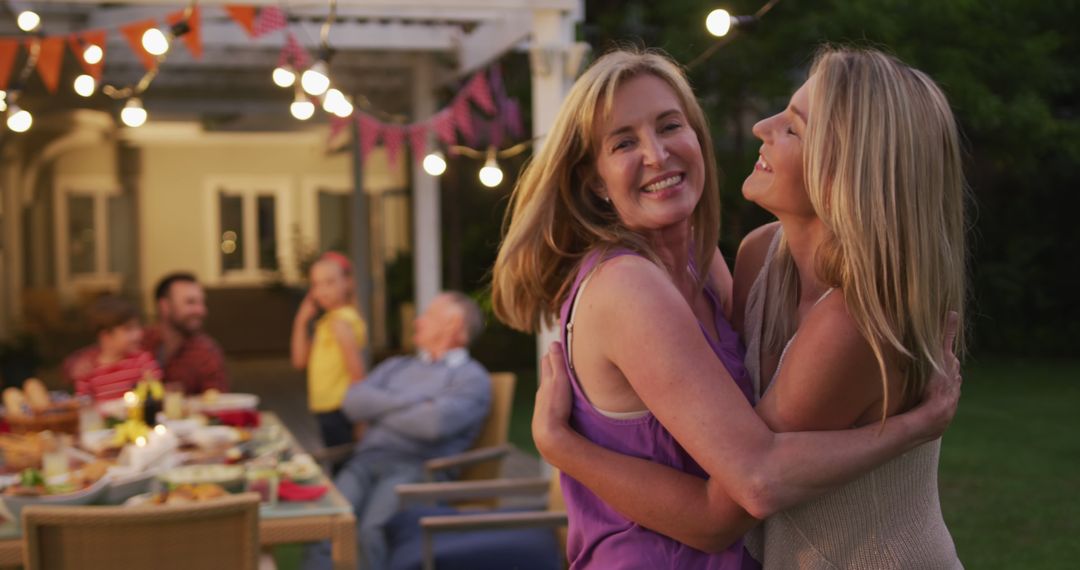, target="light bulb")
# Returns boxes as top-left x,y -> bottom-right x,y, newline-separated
74,74 -> 96,97
7,106 -> 32,132
423,152 -> 448,176
301,61 -> 330,96
83,44 -> 104,65
290,92 -> 315,120
272,65 -> 296,88
121,98 -> 148,128
706,9 -> 733,37
478,152 -> 504,188
141,28 -> 170,56
322,88 -> 345,112
0,100 -> 6,113
16,11 -> 40,33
